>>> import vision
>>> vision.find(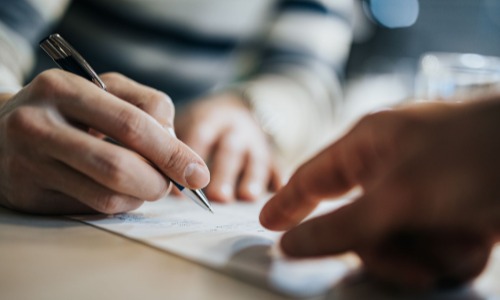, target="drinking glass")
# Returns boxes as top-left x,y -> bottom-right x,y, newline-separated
415,52 -> 500,101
